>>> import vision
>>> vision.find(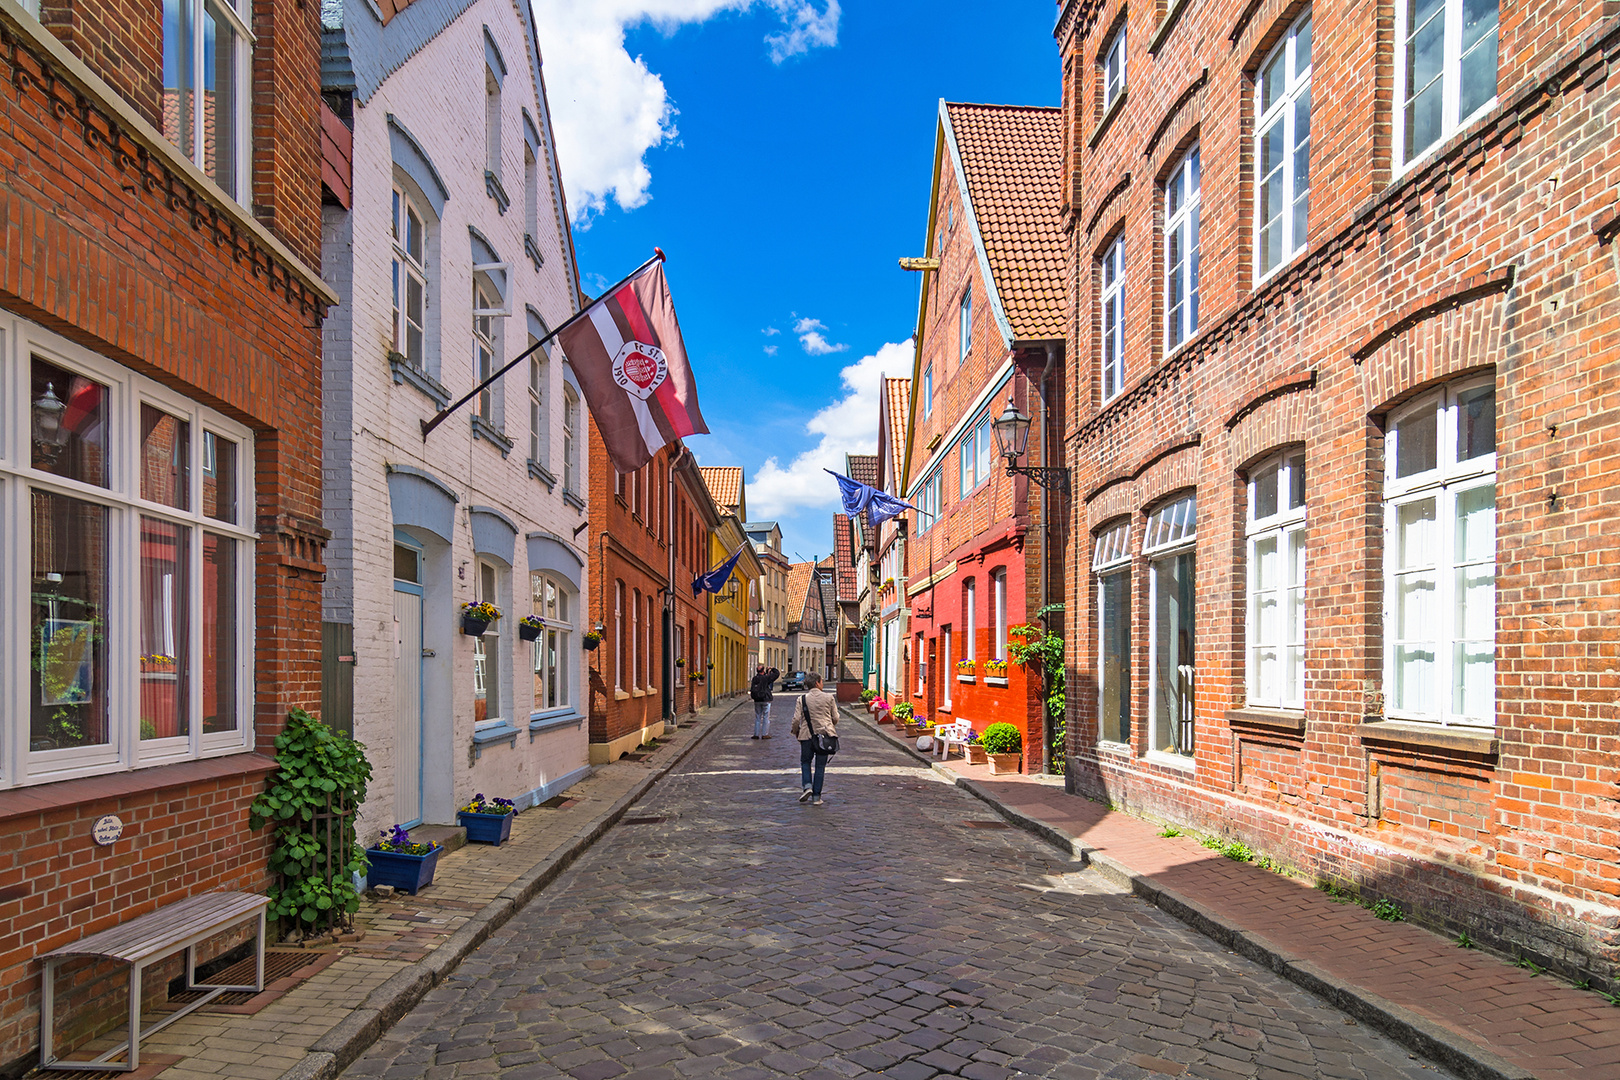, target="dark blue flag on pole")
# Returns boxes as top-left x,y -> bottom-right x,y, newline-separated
692,545 -> 746,597
826,469 -> 916,526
